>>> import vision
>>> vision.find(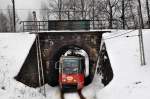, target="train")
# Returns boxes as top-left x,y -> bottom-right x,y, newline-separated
58,55 -> 85,91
